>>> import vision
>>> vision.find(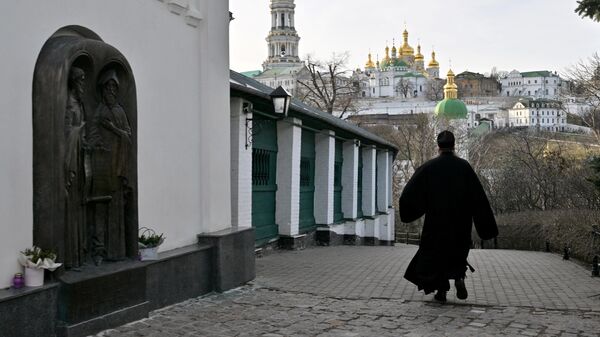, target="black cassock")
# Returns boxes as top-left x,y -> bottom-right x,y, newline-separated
400,152 -> 498,294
